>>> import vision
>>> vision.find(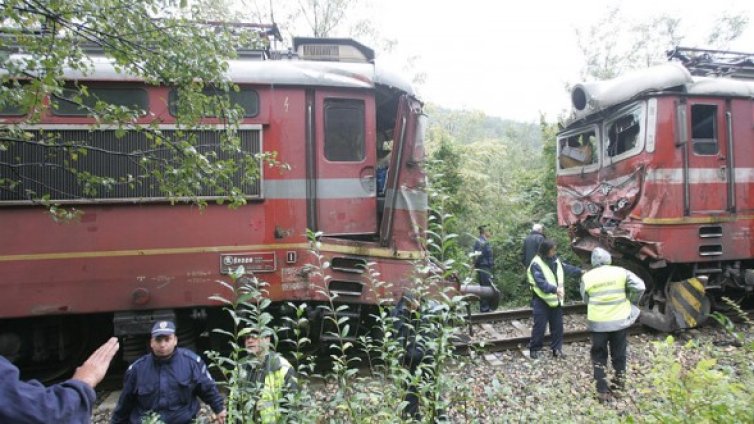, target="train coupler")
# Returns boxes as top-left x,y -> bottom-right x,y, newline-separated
459,284 -> 501,311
